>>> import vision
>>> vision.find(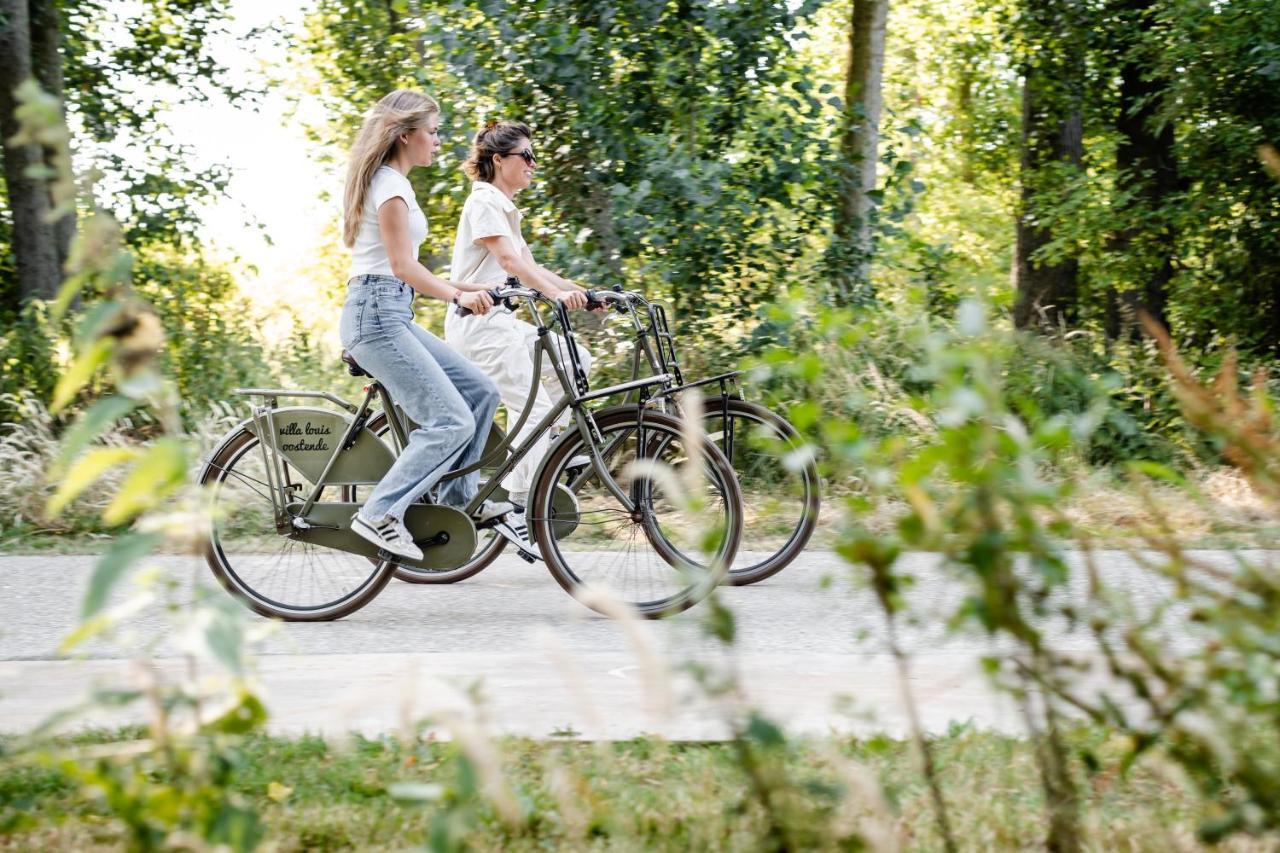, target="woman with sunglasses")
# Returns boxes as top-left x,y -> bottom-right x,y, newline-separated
339,90 -> 516,561
445,120 -> 595,547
